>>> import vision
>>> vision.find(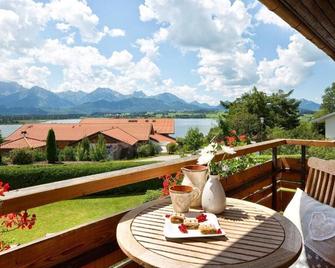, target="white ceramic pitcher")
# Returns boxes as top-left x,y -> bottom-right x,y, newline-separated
181,165 -> 208,208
